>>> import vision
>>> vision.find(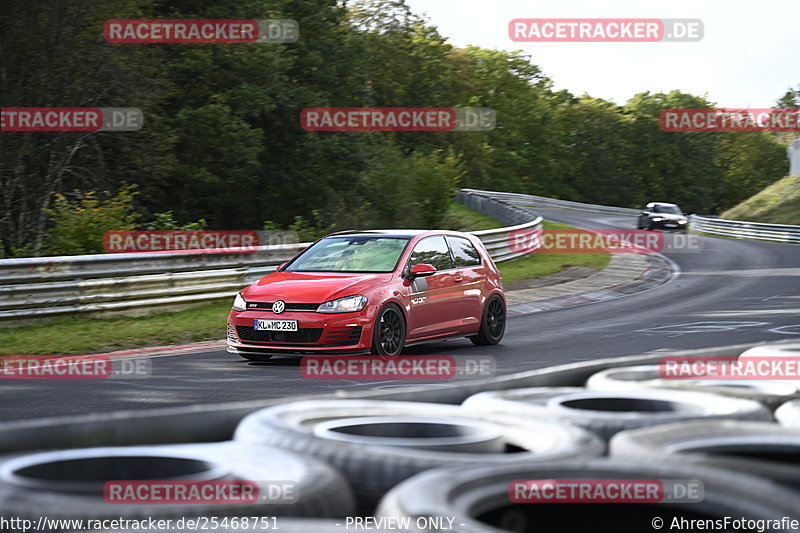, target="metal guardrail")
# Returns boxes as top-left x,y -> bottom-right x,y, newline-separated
465,188 -> 800,244
689,215 -> 800,243
0,244 -> 308,324
460,188 -> 640,216
454,190 -> 542,262
0,193 -> 541,324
